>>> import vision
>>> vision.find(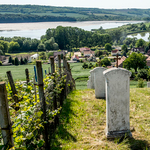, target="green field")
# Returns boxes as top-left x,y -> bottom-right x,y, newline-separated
0,62 -> 148,89
0,64 -> 51,81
